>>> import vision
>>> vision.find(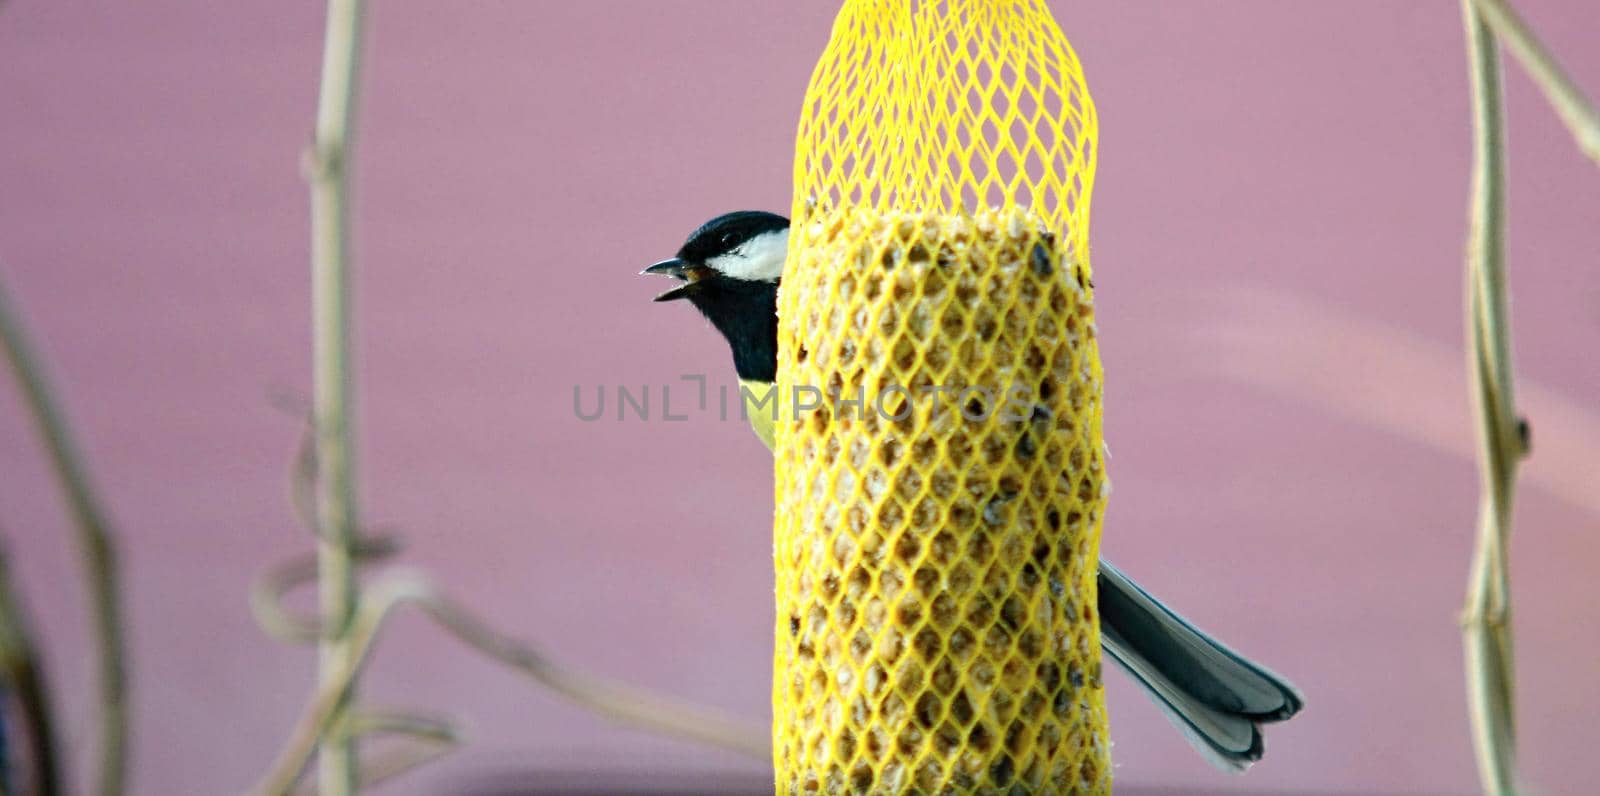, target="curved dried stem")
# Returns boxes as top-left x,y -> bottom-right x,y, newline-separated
327,709 -> 460,794
1469,0 -> 1600,165
346,708 -> 458,745
1459,2 -> 1528,794
0,274 -> 127,796
250,570 -> 768,796
250,535 -> 401,644
0,541 -> 61,796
